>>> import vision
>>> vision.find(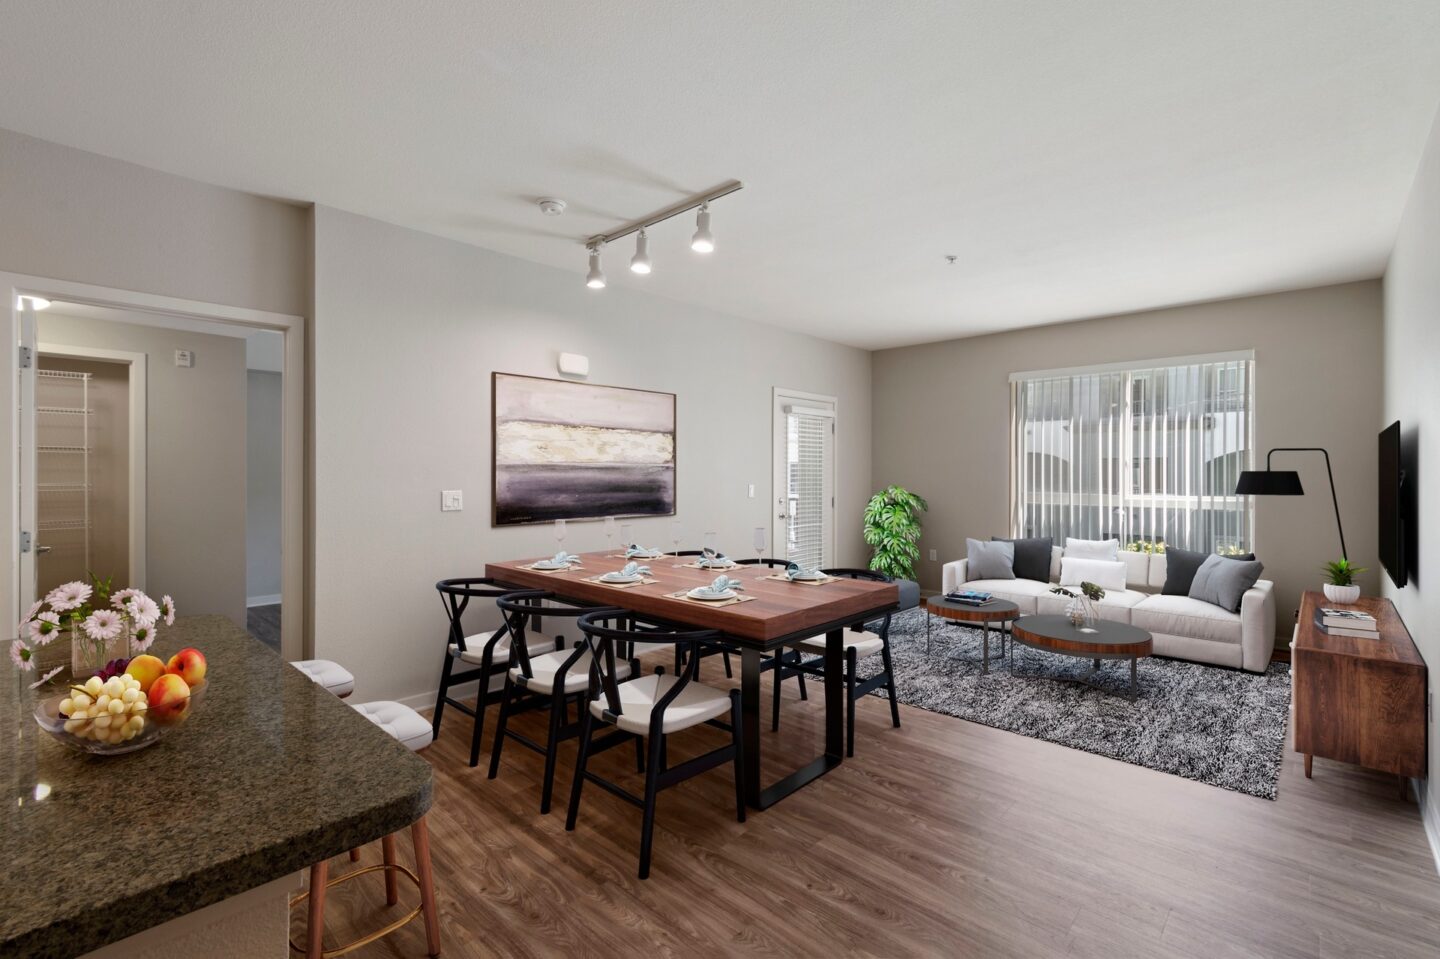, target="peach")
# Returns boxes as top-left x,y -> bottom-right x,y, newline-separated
124,654 -> 167,692
148,672 -> 192,724
165,647 -> 207,686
